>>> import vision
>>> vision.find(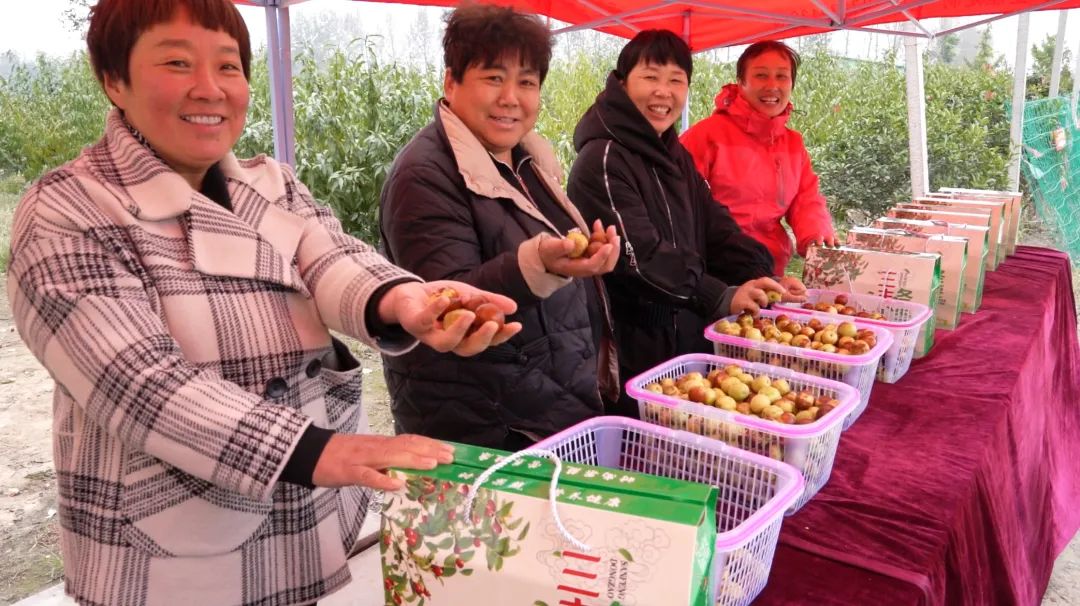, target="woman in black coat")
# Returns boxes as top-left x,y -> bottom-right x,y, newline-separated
567,30 -> 807,417
379,5 -> 620,448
